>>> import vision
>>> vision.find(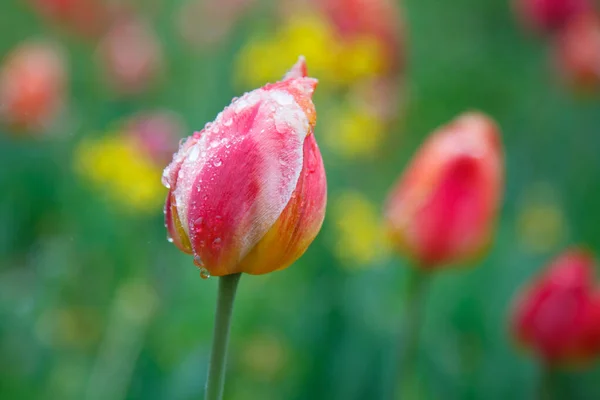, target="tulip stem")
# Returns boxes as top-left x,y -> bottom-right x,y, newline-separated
539,365 -> 558,400
397,268 -> 430,399
205,273 -> 242,400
